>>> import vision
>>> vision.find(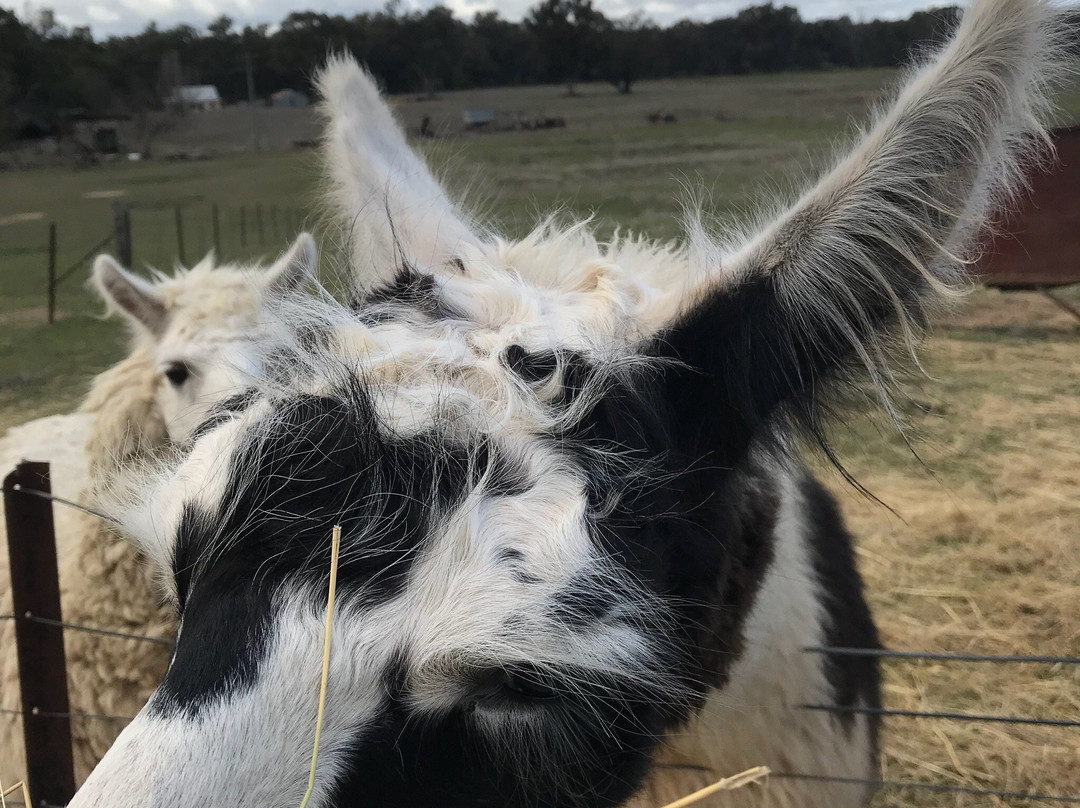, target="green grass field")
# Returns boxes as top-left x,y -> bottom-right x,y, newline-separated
2,68 -> 1080,803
